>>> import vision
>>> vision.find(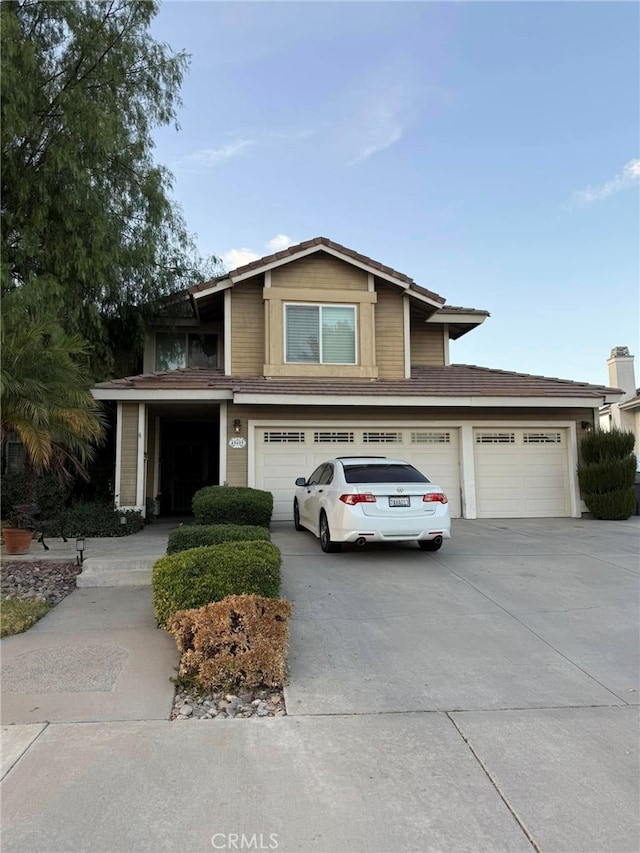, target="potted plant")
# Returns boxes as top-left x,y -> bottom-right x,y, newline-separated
2,504 -> 38,555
